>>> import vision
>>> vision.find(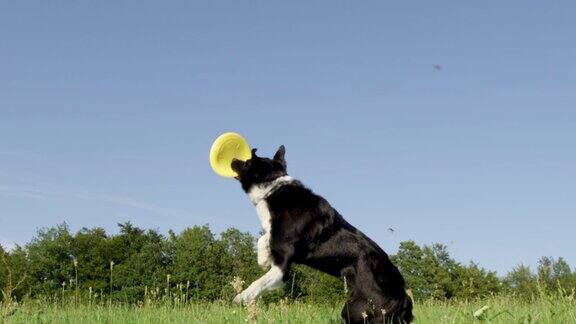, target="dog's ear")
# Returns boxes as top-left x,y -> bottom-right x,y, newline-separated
251,148 -> 258,158
231,159 -> 247,176
273,145 -> 286,168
